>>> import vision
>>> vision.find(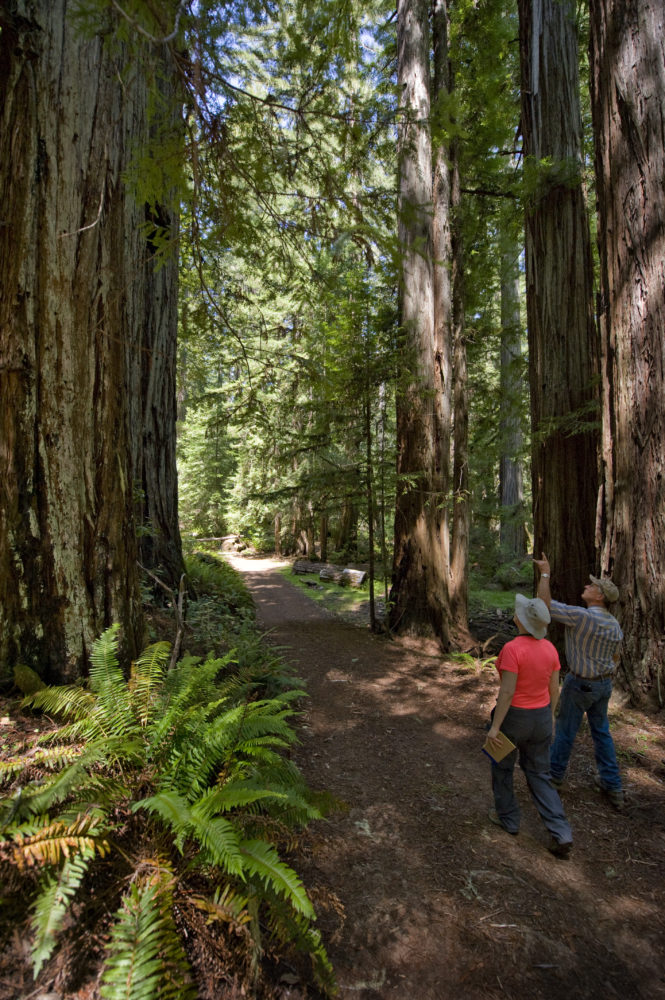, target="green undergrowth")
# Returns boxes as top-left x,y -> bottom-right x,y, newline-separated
0,554 -> 338,998
468,588 -> 520,616
279,565 -> 372,617
283,564 -> 517,623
